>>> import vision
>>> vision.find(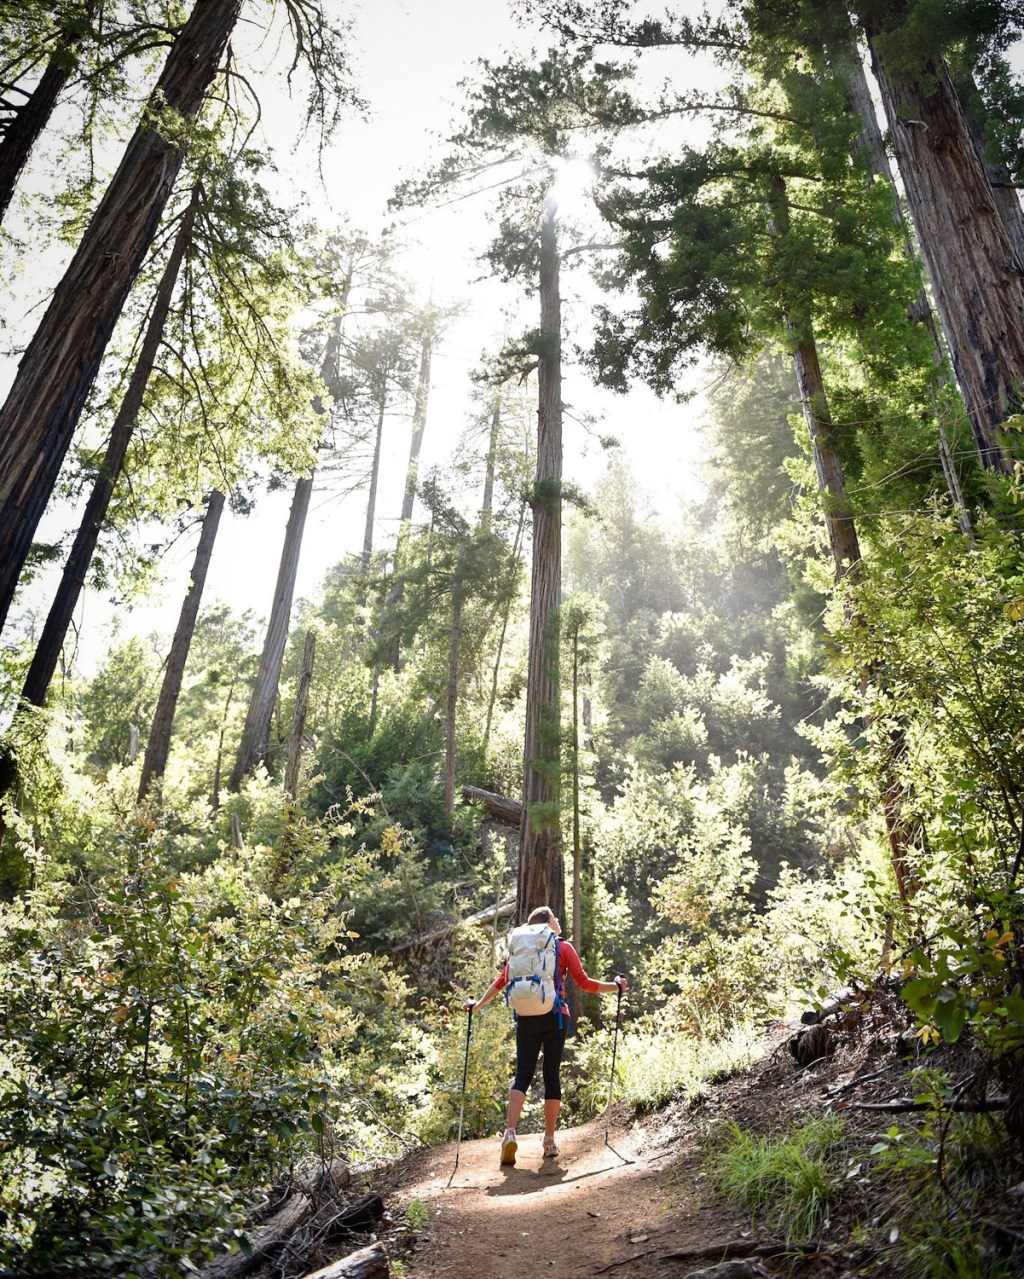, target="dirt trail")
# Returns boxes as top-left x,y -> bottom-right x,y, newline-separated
387,1107 -> 749,1279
